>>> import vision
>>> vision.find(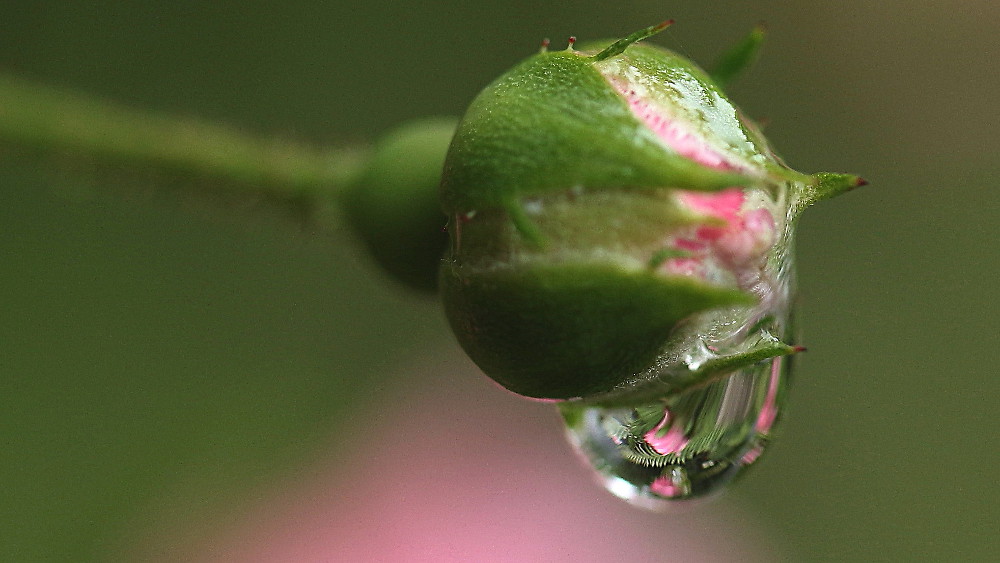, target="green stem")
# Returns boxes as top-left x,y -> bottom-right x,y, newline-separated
0,74 -> 368,209
0,73 -> 461,291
